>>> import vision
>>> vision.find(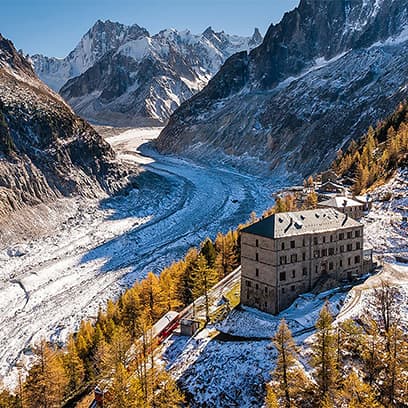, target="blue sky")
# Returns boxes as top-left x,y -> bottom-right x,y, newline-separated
2,0 -> 299,57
